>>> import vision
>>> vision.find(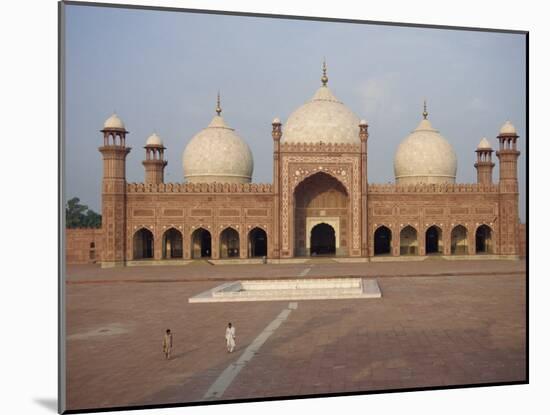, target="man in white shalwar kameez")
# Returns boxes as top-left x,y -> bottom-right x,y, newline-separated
225,322 -> 236,353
